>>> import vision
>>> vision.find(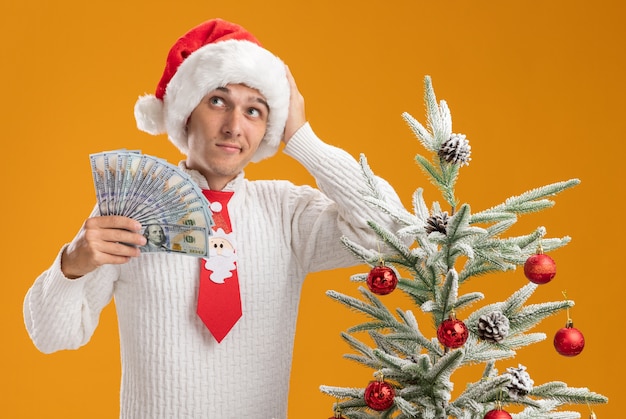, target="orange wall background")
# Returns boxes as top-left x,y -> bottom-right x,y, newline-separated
2,1 -> 623,417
